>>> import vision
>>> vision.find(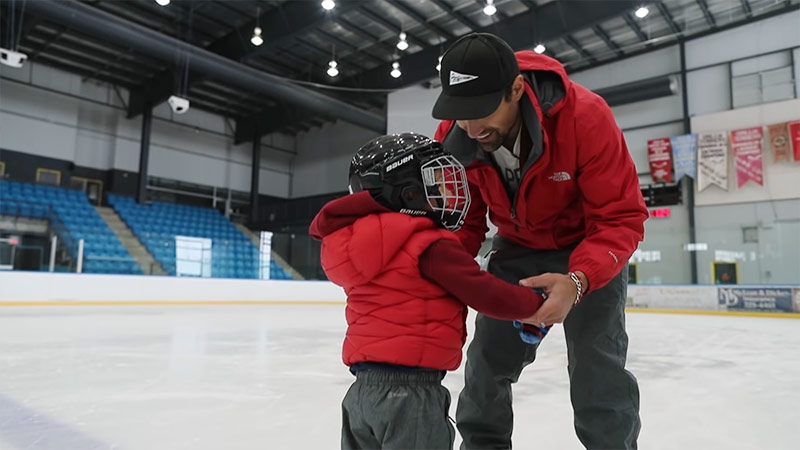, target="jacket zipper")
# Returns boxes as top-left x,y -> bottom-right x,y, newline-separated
510,206 -> 518,232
